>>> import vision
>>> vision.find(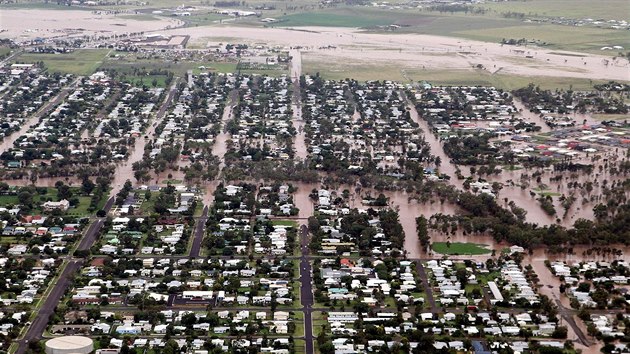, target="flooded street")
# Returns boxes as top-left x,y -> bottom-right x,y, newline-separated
405,97 -> 462,187
212,92 -> 236,171
0,77 -> 80,154
387,190 -> 461,259
512,97 -> 552,134
110,78 -> 180,195
290,49 -> 308,161
406,97 -> 560,226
